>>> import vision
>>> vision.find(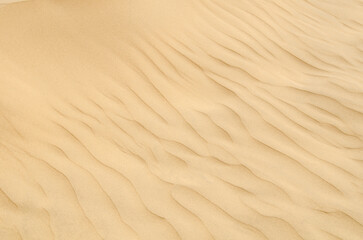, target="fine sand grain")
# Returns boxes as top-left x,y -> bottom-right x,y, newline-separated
0,0 -> 363,239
